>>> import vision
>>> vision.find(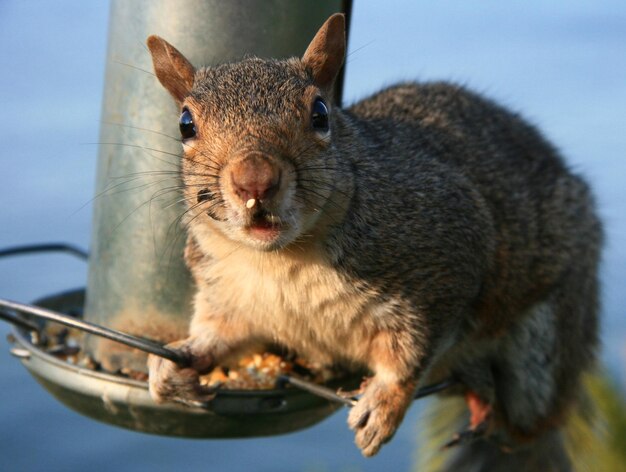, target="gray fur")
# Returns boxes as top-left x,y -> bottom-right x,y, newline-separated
334,82 -> 601,463
146,16 -> 602,464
